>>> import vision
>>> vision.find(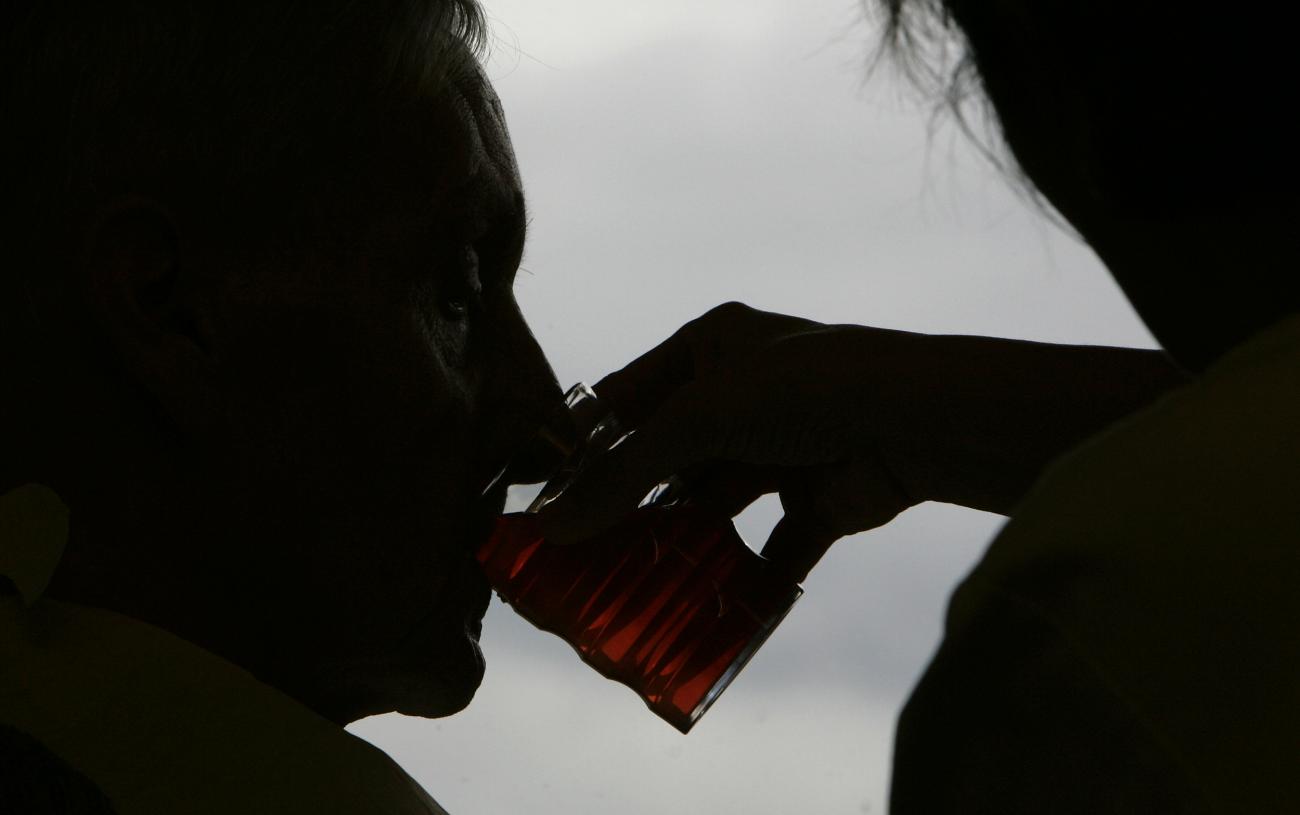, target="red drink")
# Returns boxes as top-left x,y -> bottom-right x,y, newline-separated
477,504 -> 801,733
